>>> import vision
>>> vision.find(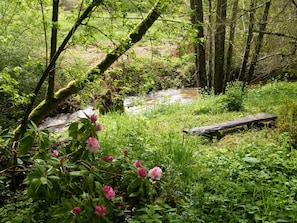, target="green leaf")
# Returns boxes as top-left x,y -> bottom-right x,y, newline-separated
40,177 -> 47,185
19,131 -> 36,154
127,178 -> 141,195
69,170 -> 89,177
61,197 -> 73,210
48,175 -> 60,181
242,157 -> 260,163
